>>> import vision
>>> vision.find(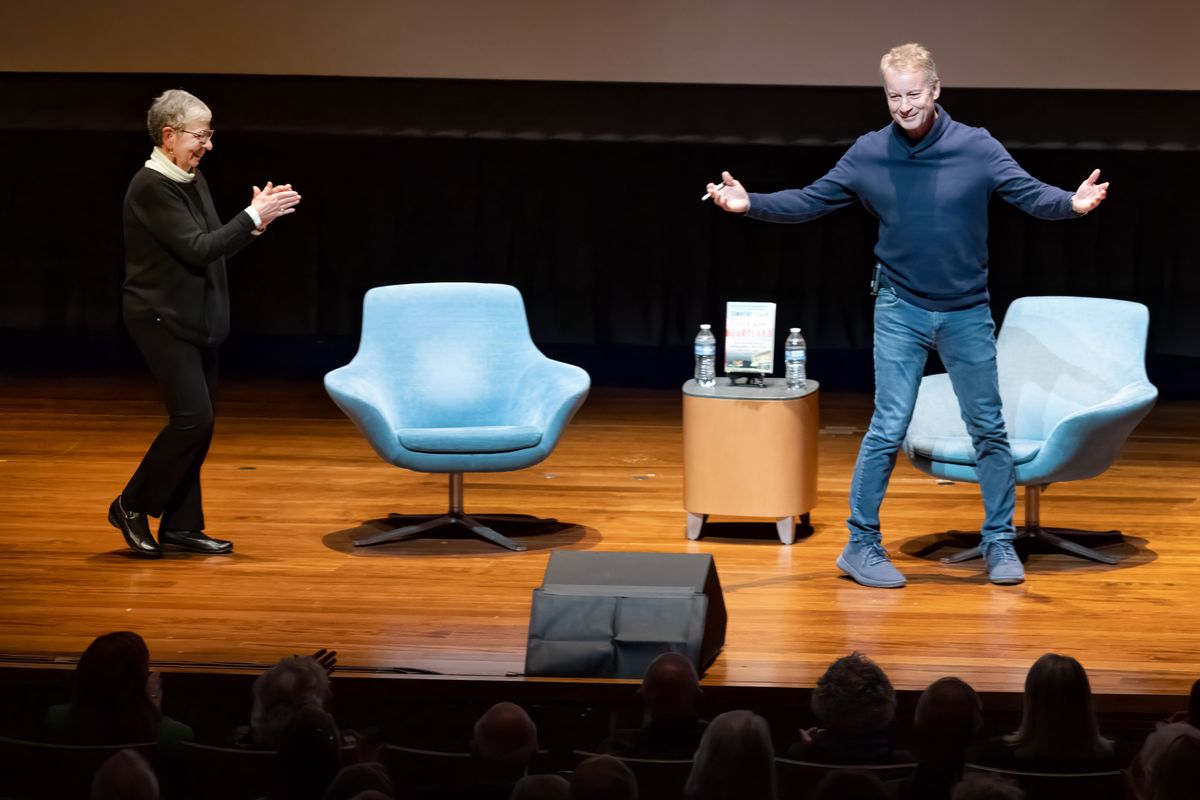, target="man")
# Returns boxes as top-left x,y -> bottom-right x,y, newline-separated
706,43 -> 1108,587
597,651 -> 708,758
467,702 -> 540,799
